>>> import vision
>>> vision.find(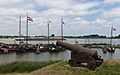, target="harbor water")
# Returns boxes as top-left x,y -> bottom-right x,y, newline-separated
1,38 -> 120,45
0,38 -> 120,64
